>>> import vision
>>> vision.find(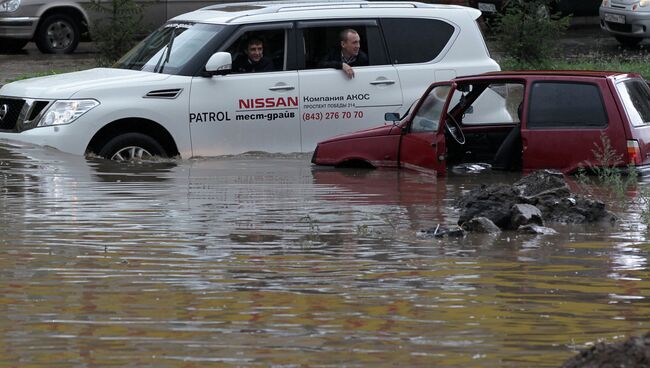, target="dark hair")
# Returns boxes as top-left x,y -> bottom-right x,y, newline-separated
339,28 -> 358,43
247,37 -> 264,48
